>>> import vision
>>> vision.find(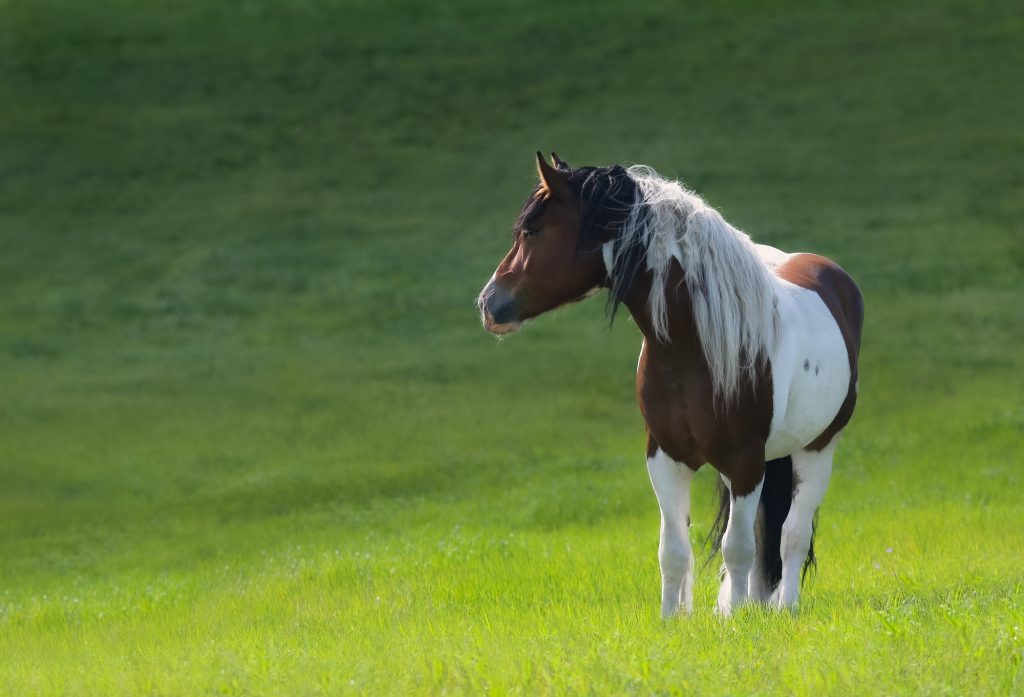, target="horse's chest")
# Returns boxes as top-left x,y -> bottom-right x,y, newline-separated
764,284 -> 851,458
636,345 -> 712,467
636,342 -> 771,469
